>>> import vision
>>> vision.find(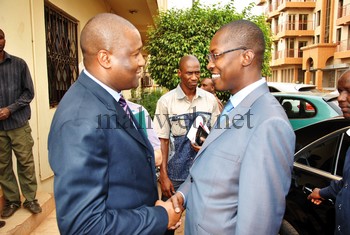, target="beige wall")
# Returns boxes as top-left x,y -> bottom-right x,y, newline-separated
0,0 -> 108,193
